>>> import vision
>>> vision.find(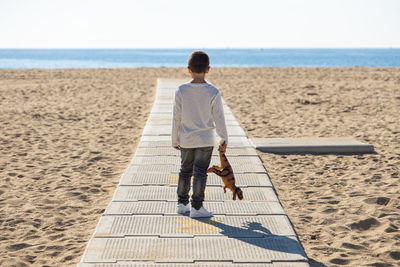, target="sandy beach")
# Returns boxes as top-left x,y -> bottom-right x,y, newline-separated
0,67 -> 399,266
211,67 -> 400,266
